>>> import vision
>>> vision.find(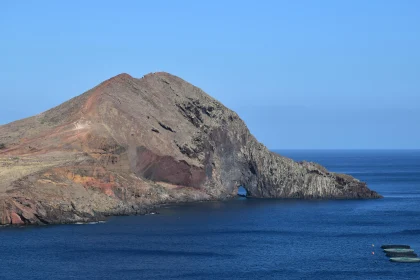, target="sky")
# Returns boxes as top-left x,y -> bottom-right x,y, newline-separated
0,0 -> 419,149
